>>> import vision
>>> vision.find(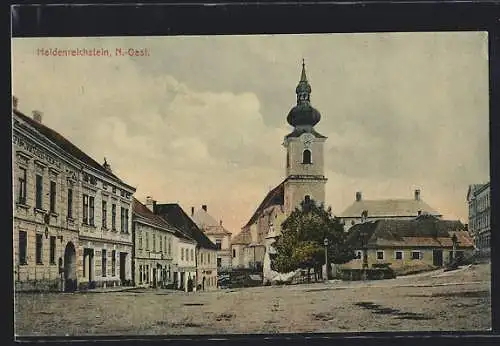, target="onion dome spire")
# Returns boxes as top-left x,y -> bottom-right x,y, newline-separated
287,59 -> 321,128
